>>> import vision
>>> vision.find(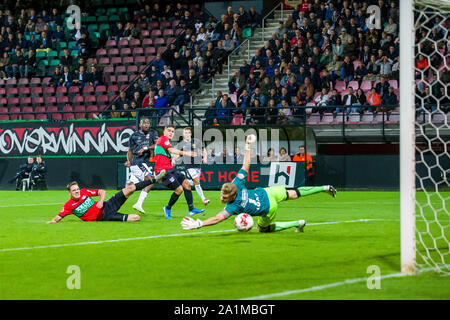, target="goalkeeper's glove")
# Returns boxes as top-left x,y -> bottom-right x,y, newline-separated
181,217 -> 203,230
